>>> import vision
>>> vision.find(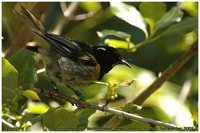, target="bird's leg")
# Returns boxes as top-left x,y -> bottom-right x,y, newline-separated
67,86 -> 85,101
49,81 -> 86,108
67,86 -> 86,108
